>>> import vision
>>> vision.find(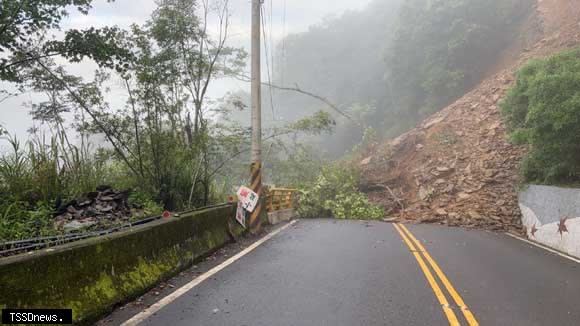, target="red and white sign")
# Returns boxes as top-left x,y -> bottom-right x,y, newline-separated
235,201 -> 246,228
236,186 -> 259,212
